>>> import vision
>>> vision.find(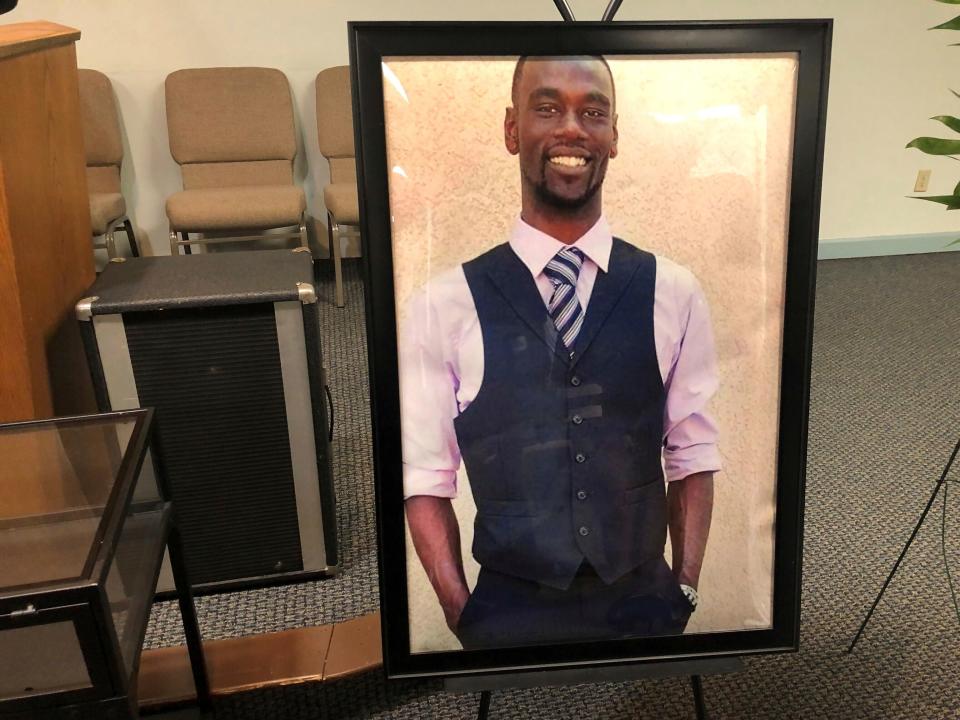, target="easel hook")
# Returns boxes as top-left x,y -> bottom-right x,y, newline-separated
552,0 -> 576,21
601,0 -> 624,22
552,0 -> 624,22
